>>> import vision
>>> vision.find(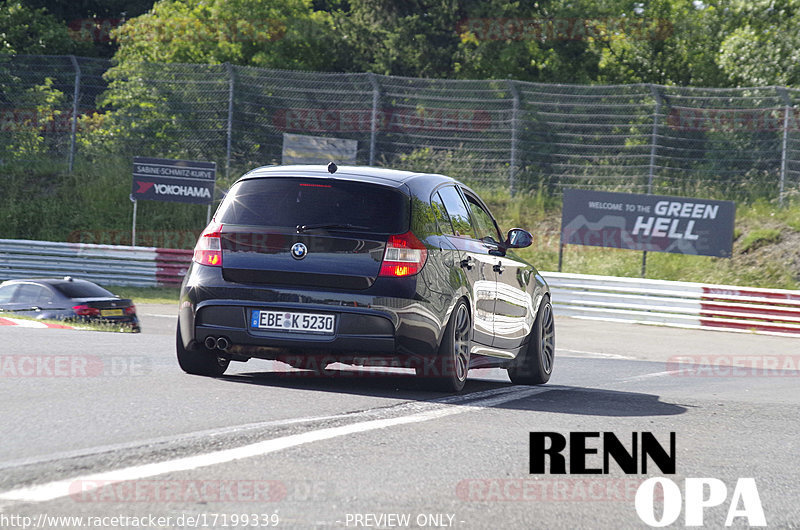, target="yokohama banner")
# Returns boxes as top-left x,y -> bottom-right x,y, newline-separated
561,189 -> 735,257
131,157 -> 216,205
